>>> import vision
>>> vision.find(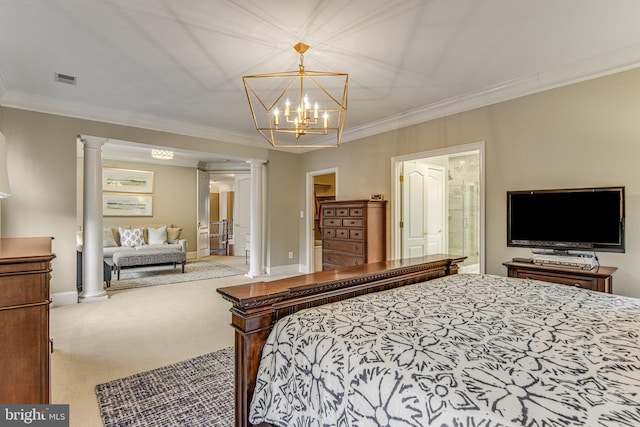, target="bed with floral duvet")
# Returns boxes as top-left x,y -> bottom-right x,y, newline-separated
250,274 -> 640,426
